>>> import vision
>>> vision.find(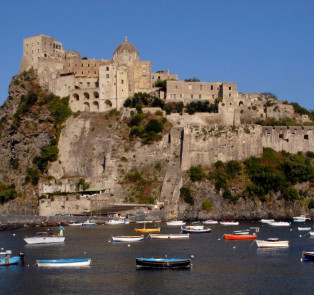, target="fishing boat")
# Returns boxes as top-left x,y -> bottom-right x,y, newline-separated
24,232 -> 65,244
82,219 -> 96,226
36,258 -> 91,267
136,257 -> 191,269
202,219 -> 218,225
181,226 -> 211,234
112,235 -> 144,242
259,219 -> 275,224
149,233 -> 190,239
293,215 -> 310,222
256,238 -> 289,248
166,221 -> 186,226
69,222 -> 83,226
298,227 -> 311,231
301,251 -> 314,262
0,250 -> 24,266
220,220 -> 239,226
268,221 -> 291,227
224,231 -> 256,240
